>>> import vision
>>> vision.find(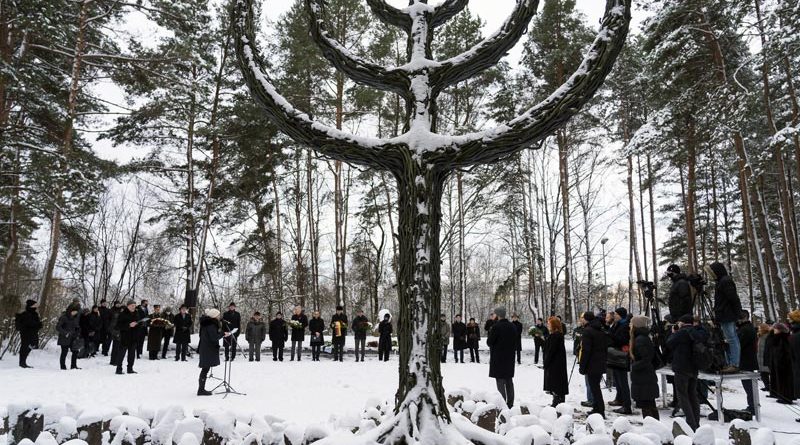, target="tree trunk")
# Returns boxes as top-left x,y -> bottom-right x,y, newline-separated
39,0 -> 90,314
307,152 -> 318,308
557,130 -> 573,322
456,172 -> 466,319
647,155 -> 658,290
685,119 -> 699,274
